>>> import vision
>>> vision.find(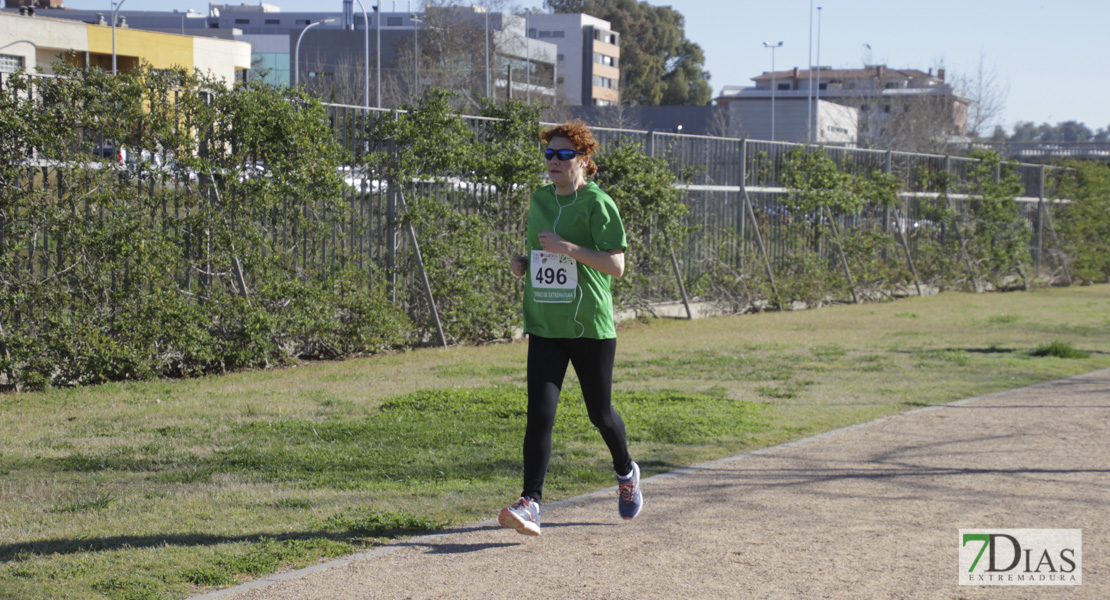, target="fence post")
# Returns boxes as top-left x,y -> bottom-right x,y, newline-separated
887,151 -> 923,296
945,156 -> 981,293
386,184 -> 398,303
1040,194 -> 1073,286
822,205 -> 859,303
397,189 -> 448,347
664,227 -> 693,319
1036,164 -> 1045,273
740,140 -> 780,307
